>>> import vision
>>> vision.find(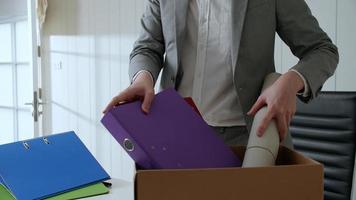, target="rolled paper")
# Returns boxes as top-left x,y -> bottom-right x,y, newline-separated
242,73 -> 281,167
